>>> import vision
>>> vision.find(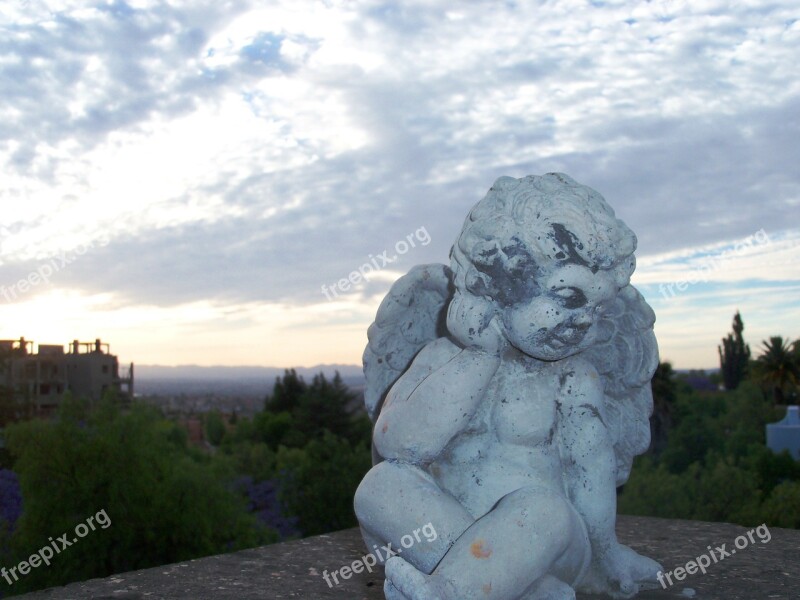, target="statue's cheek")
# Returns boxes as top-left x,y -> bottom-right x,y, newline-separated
504,300 -> 565,342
